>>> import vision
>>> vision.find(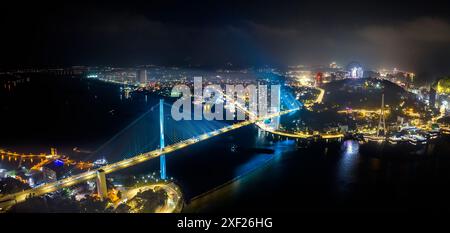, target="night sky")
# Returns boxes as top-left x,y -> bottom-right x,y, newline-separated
1,0 -> 450,79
